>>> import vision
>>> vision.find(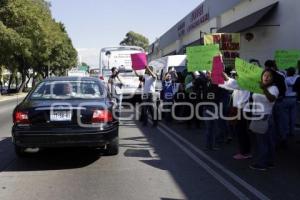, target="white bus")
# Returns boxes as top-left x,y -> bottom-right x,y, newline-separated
99,46 -> 145,99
